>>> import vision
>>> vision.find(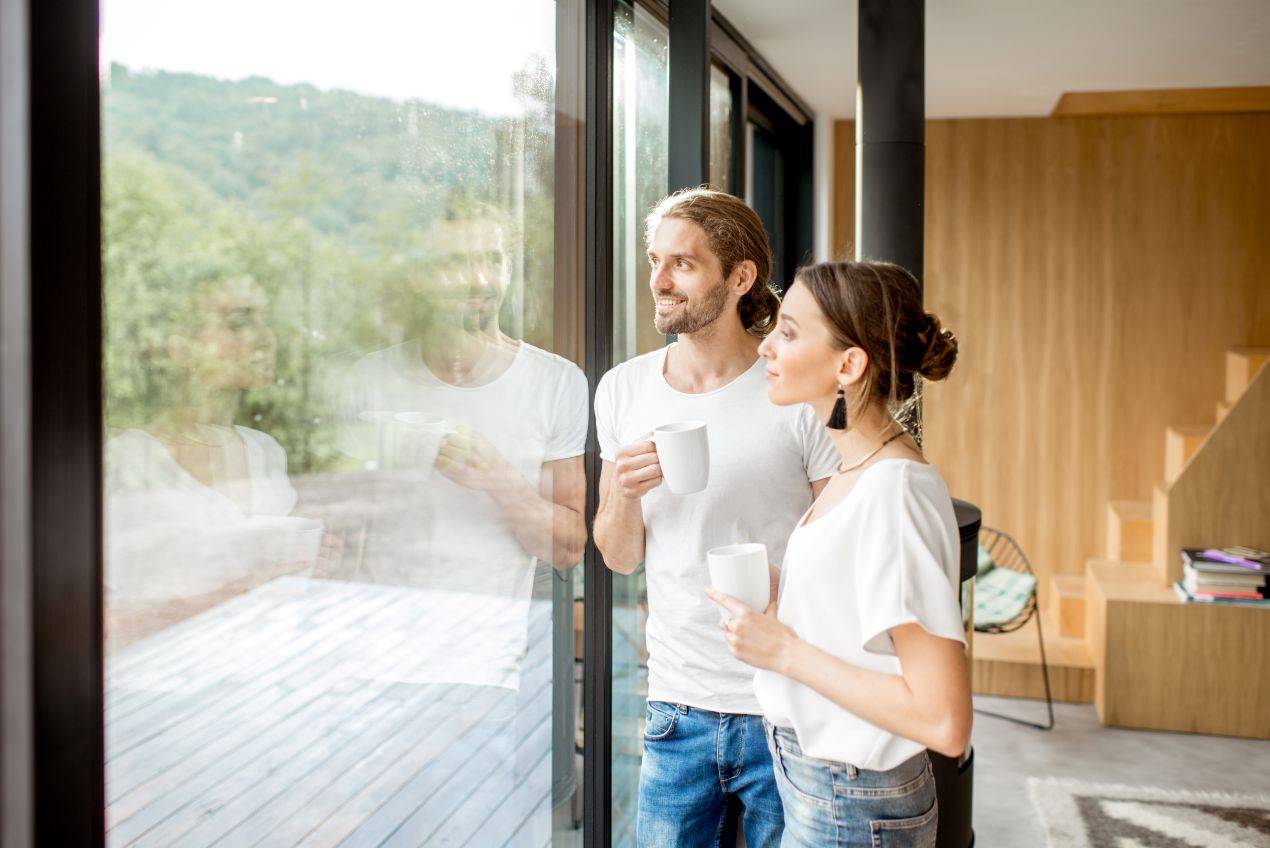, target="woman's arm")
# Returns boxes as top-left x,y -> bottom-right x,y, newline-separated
707,591 -> 972,758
